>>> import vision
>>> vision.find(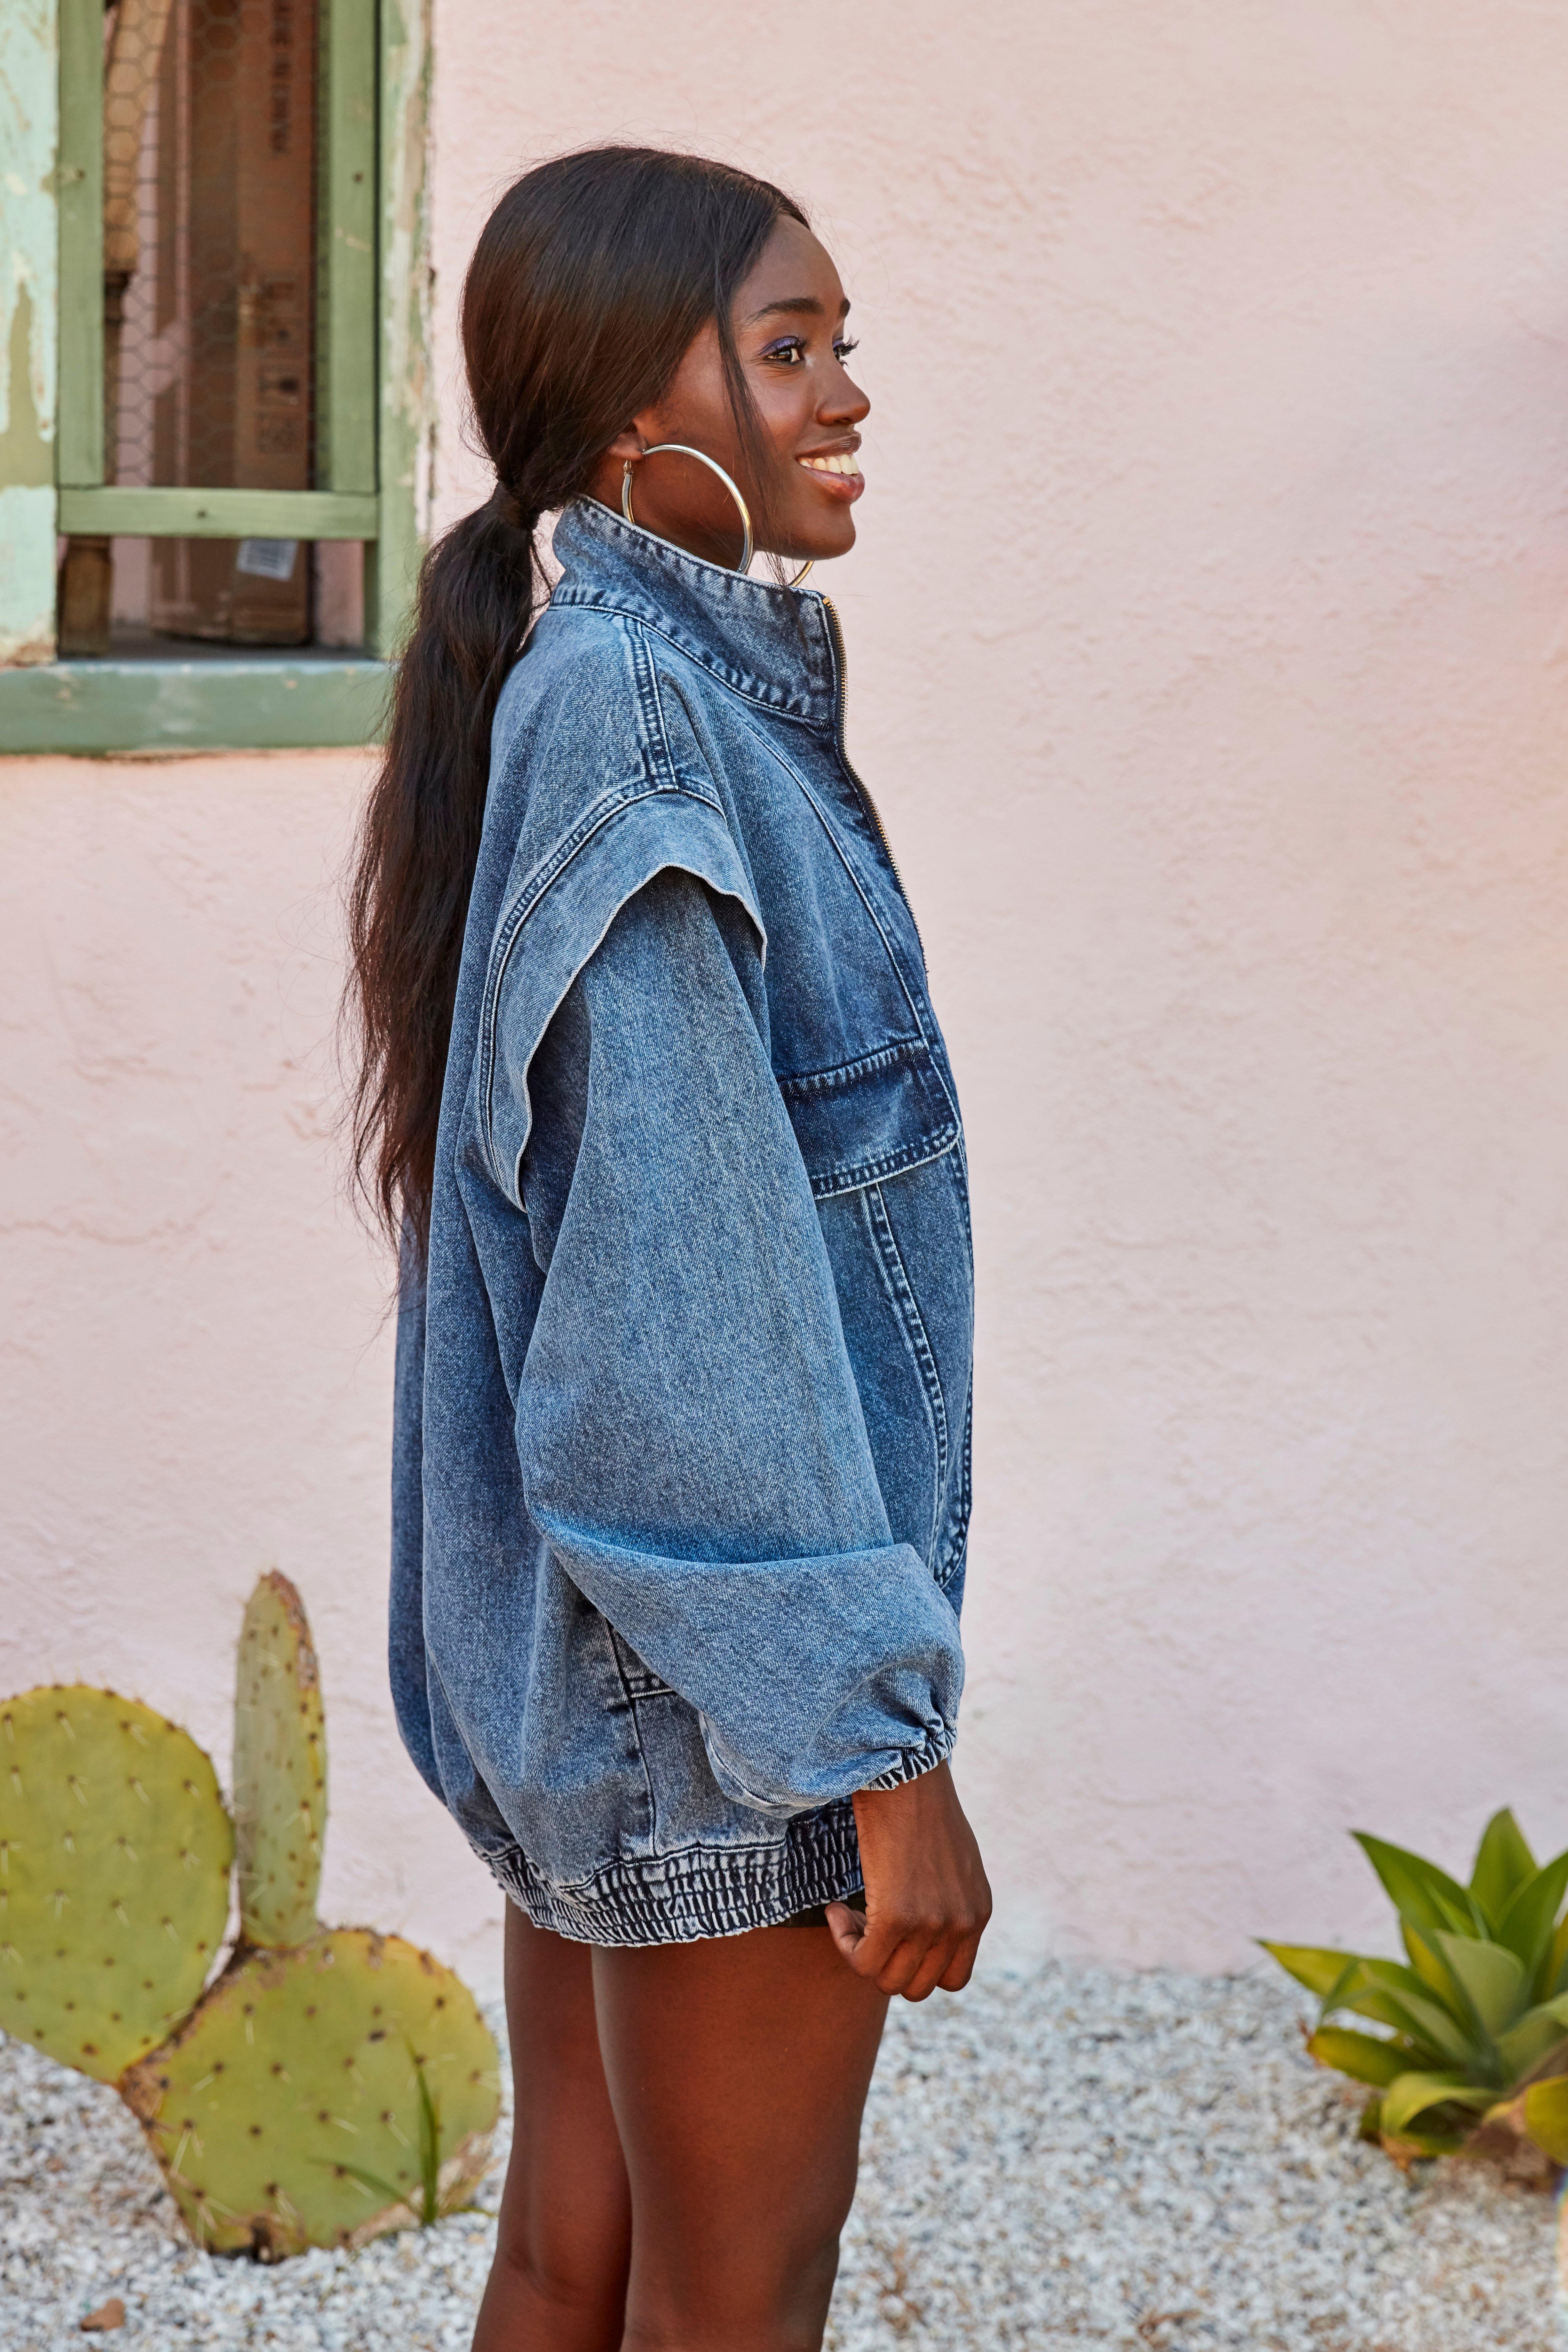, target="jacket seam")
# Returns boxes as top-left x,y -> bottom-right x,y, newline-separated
631,616 -> 679,790
806,1128 -> 960,1202
862,1181 -> 949,1548
603,1624 -> 661,1850
777,1037 -> 927,1096
477,775 -> 725,1192
936,1390 -> 973,1594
